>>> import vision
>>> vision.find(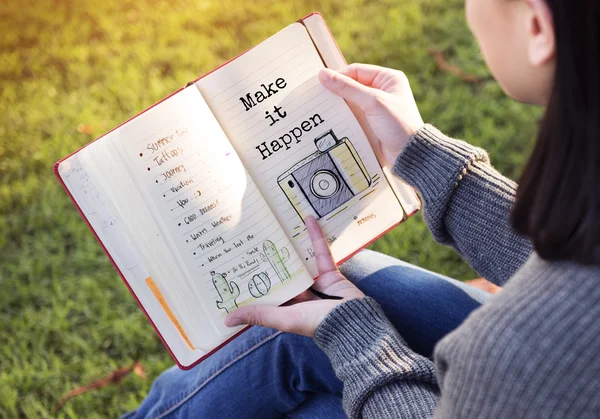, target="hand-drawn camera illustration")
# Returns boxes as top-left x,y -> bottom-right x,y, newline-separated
278,130 -> 372,222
